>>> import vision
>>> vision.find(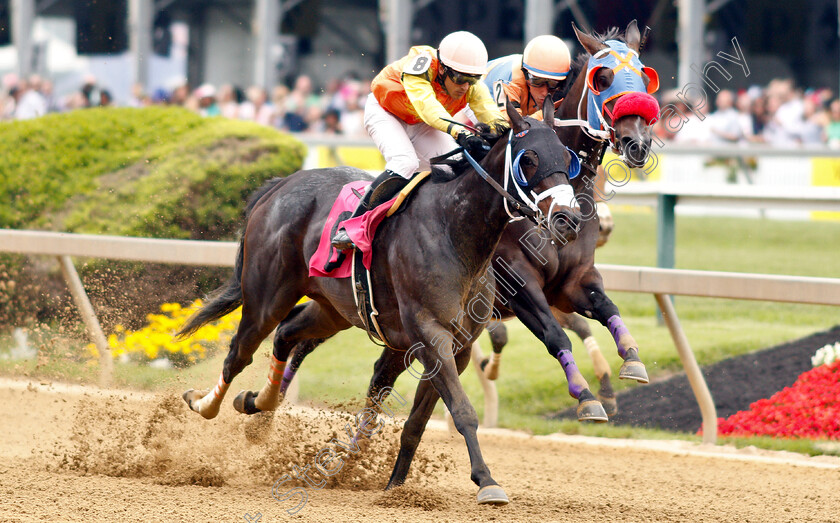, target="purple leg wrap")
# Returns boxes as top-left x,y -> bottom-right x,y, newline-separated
279,366 -> 296,394
557,350 -> 584,398
607,315 -> 630,358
